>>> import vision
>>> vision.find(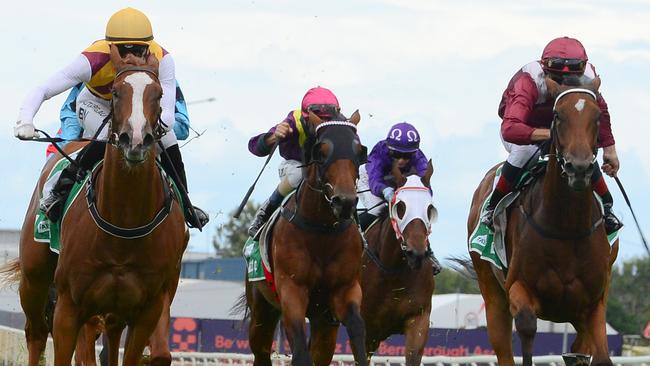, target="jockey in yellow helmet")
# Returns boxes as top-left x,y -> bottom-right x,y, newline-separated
14,7 -> 208,229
